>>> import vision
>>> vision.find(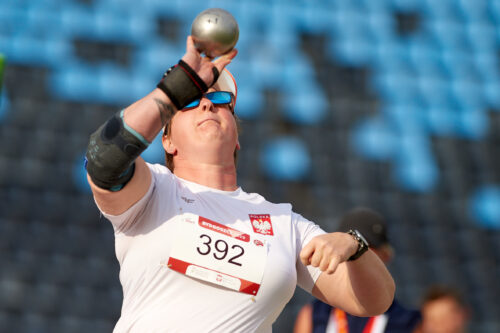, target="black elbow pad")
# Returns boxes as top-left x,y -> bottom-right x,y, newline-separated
85,111 -> 149,191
